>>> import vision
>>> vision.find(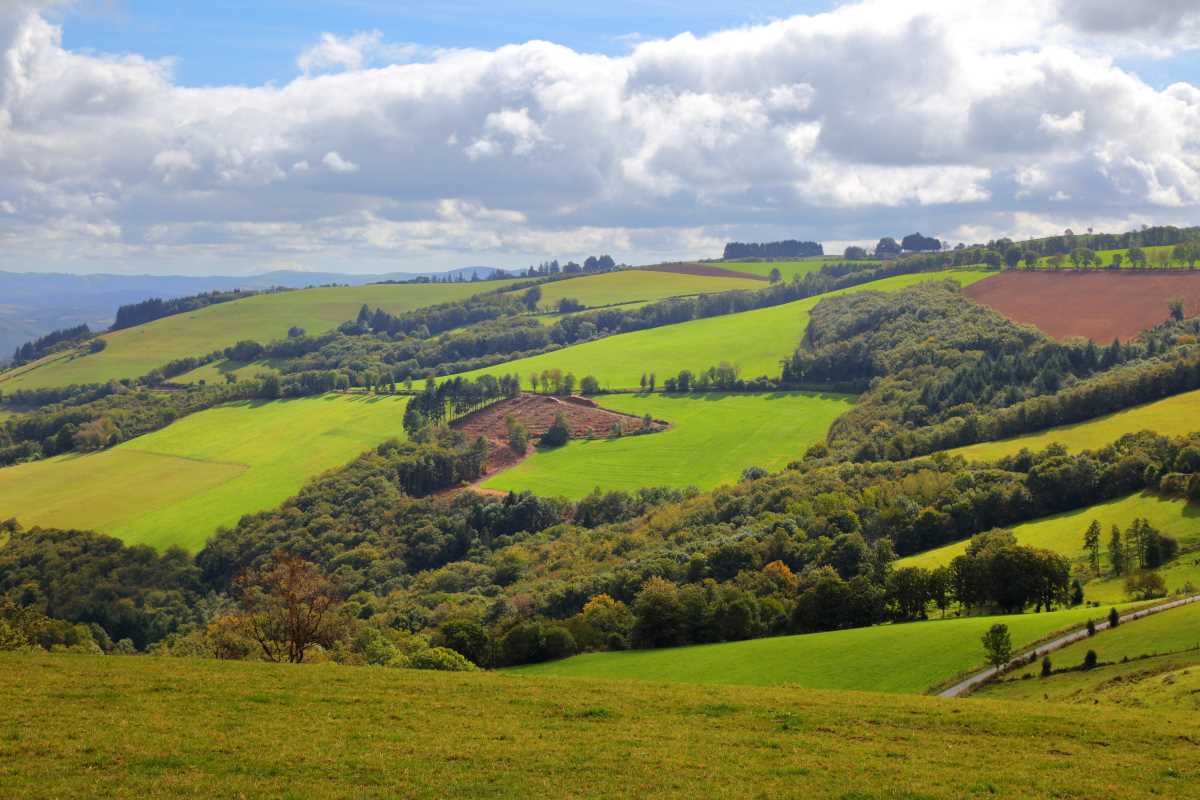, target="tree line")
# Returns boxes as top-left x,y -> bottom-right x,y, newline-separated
722,240 -> 823,260
10,324 -> 93,366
